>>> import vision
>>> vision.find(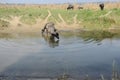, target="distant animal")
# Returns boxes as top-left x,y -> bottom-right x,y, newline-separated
99,3 -> 104,10
78,6 -> 83,9
67,4 -> 74,10
42,22 -> 59,40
